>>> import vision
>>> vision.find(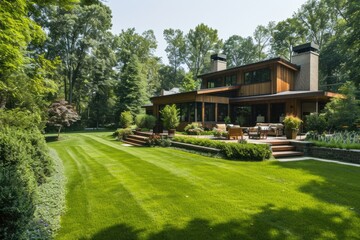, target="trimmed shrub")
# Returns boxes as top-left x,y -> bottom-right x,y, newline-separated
0,127 -> 40,239
305,113 -> 327,133
184,123 -> 204,135
172,136 -> 271,161
113,128 -> 133,141
119,111 -> 133,128
135,114 -> 156,130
